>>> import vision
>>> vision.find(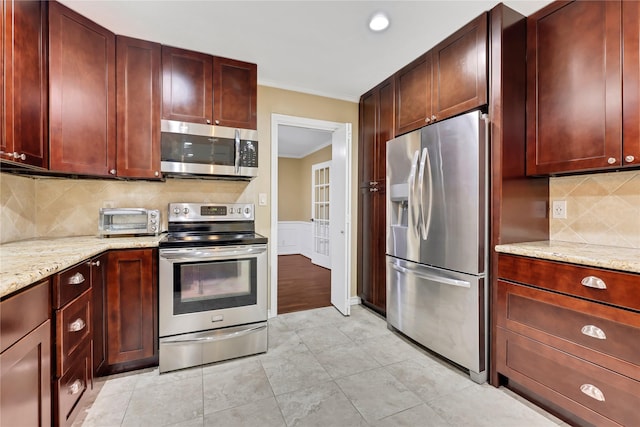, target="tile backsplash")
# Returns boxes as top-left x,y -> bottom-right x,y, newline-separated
549,170 -> 640,249
1,173 -> 252,244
